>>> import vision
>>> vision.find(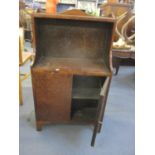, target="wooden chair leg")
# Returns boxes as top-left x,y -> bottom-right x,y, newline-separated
19,74 -> 23,105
